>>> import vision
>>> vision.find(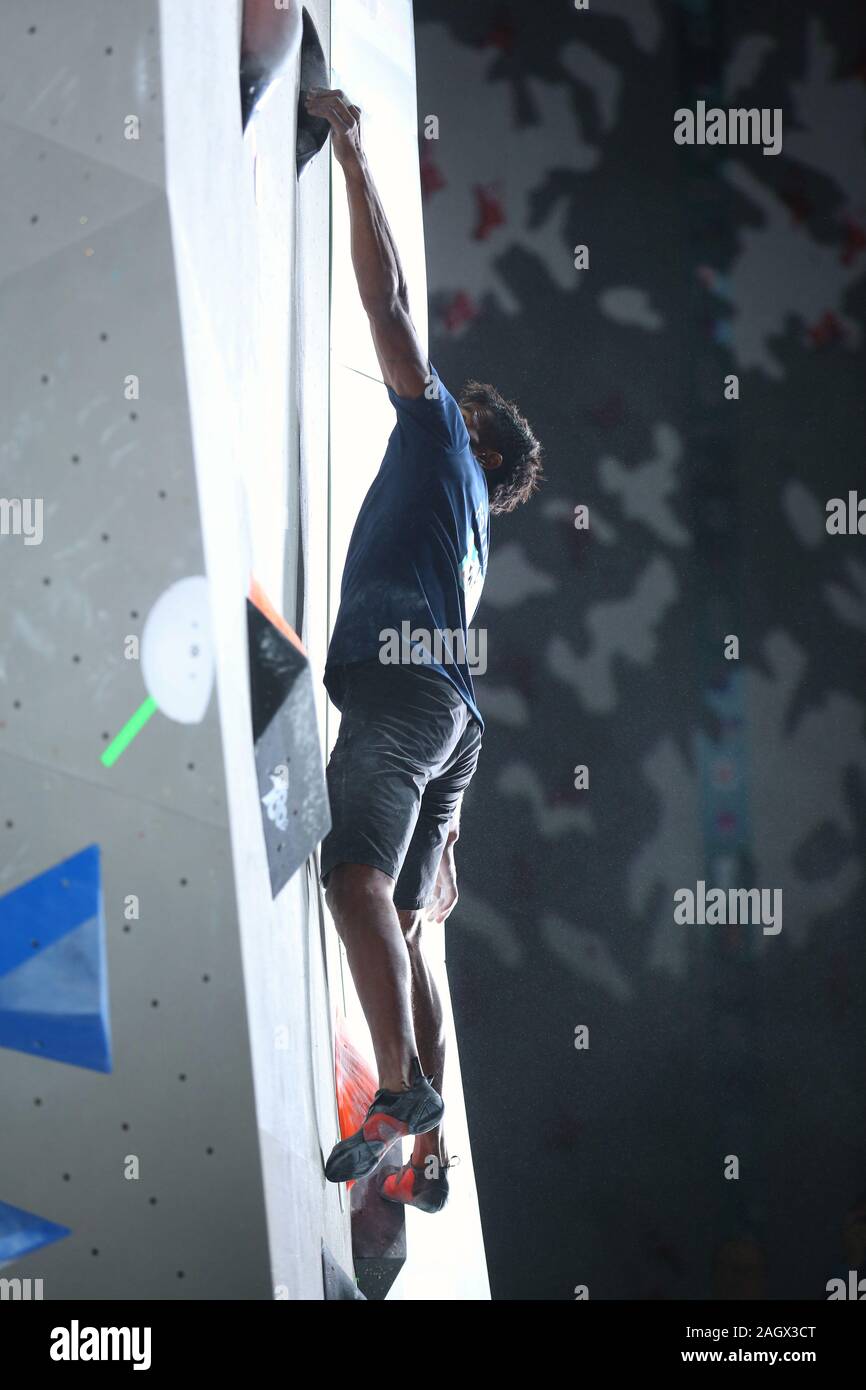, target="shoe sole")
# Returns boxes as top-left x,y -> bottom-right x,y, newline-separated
325,1126 -> 405,1183
325,1097 -> 444,1184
